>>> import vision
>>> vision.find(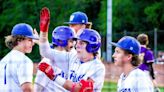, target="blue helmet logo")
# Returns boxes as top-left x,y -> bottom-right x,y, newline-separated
64,11 -> 88,24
